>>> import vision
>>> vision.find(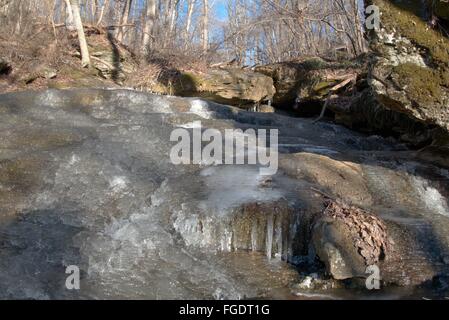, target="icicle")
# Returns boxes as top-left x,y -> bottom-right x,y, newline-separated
275,219 -> 282,261
221,228 -> 233,252
287,215 -> 300,262
251,221 -> 258,252
266,214 -> 274,260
